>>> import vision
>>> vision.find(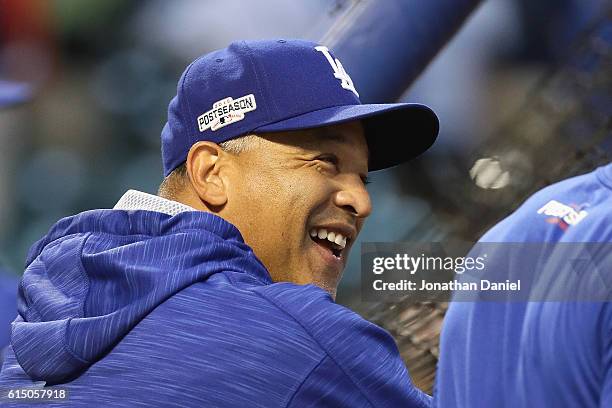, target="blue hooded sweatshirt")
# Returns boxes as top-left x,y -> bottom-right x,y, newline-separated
435,163 -> 612,407
0,190 -> 430,407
